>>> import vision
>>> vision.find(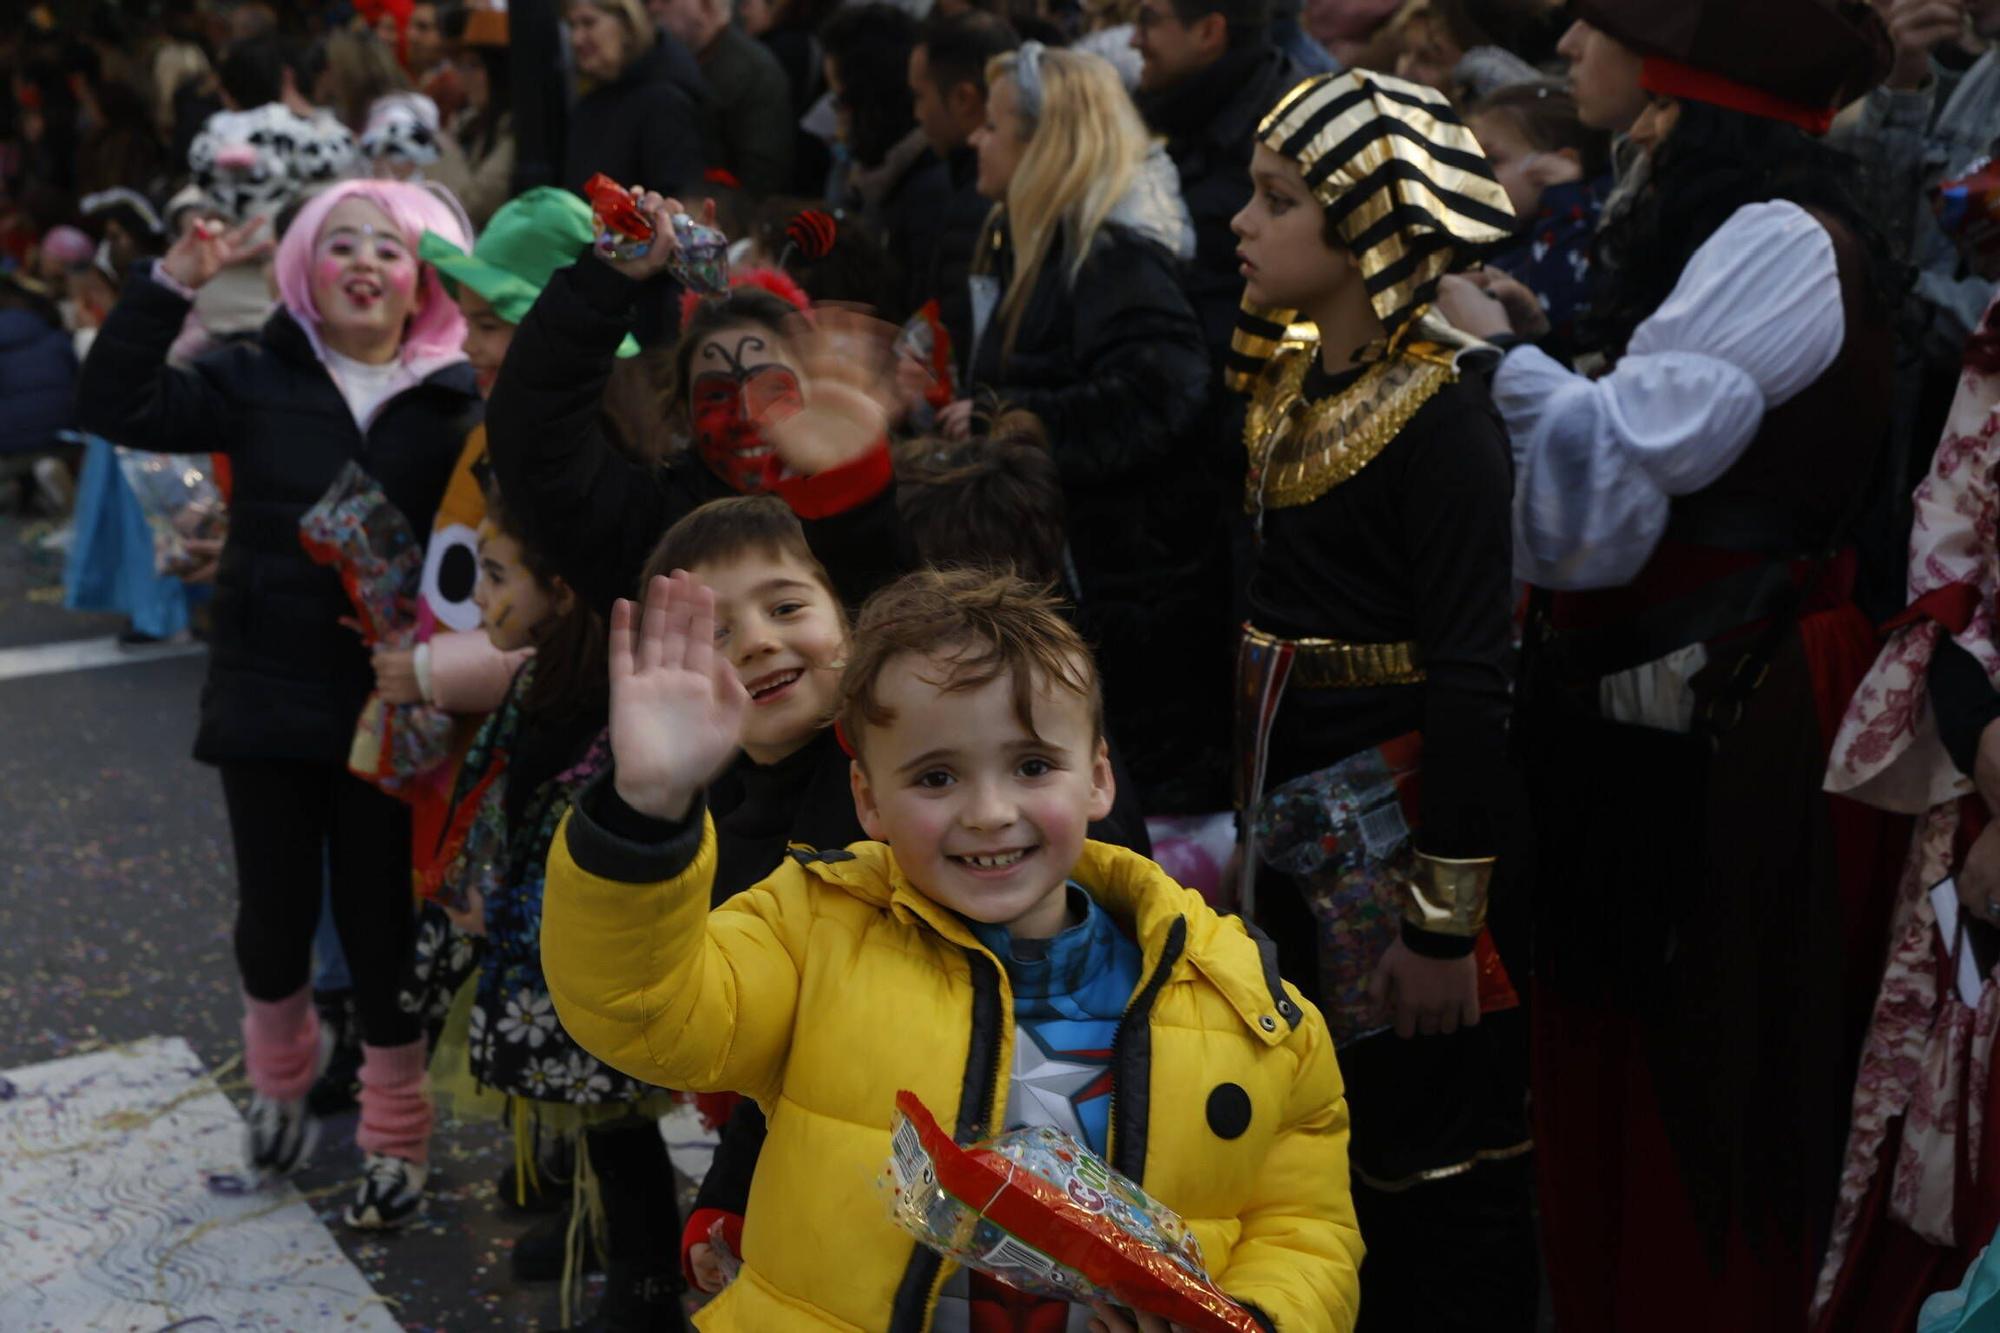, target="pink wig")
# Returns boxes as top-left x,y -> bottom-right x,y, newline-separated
274,179 -> 470,365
